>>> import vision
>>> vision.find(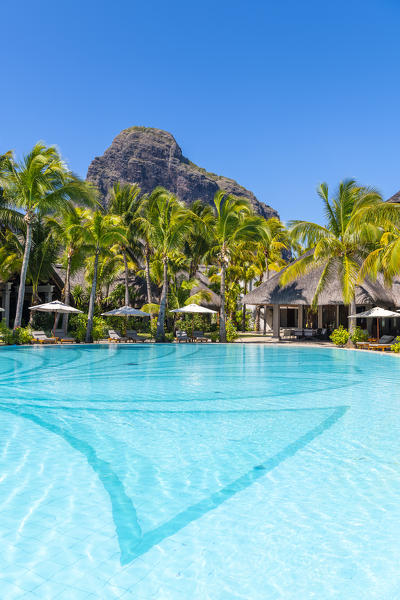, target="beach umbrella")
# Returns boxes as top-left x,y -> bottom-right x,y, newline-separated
170,304 -> 217,336
29,300 -> 83,335
348,306 -> 399,340
170,304 -> 217,314
101,306 -> 151,317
